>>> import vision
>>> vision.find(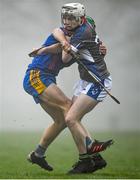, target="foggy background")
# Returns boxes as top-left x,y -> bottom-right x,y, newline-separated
0,0 -> 140,132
